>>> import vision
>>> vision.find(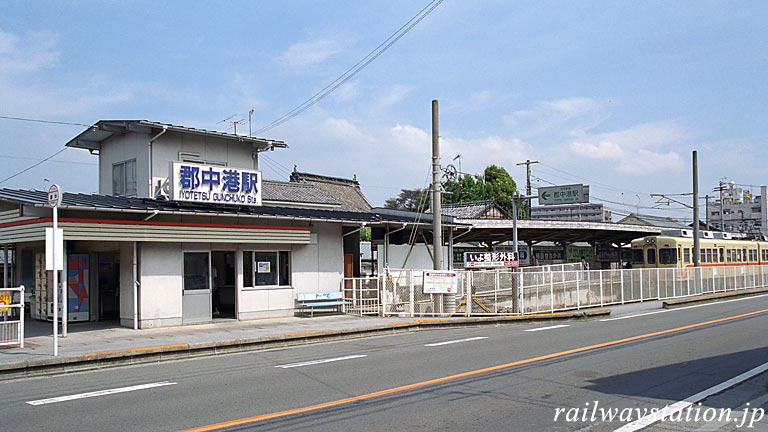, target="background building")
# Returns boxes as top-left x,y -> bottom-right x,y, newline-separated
707,182 -> 767,237
530,203 -> 611,223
